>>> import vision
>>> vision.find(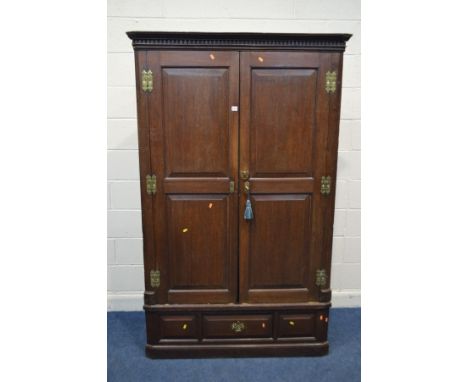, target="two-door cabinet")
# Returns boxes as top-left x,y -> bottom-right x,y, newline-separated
126,32 -> 352,358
